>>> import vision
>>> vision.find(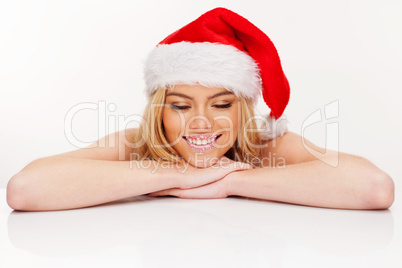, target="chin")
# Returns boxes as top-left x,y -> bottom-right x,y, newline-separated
178,151 -> 220,168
